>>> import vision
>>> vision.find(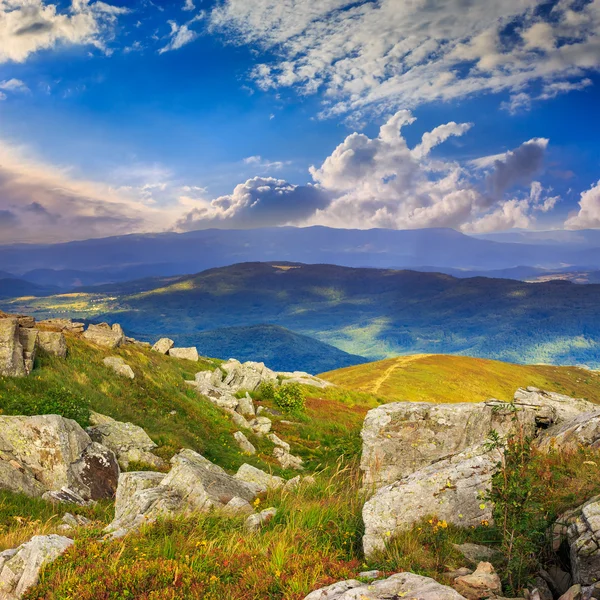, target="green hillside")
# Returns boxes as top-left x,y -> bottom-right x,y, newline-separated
320,354 -> 600,404
4,262 -> 600,368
